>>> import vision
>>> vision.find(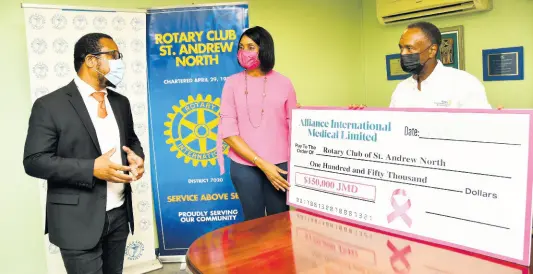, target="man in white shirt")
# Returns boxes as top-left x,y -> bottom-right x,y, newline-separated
389,21 -> 492,109
23,33 -> 145,274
